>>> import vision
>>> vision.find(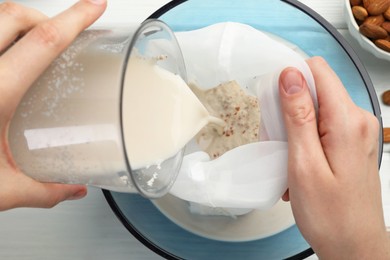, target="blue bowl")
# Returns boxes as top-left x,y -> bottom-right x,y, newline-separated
104,0 -> 382,259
